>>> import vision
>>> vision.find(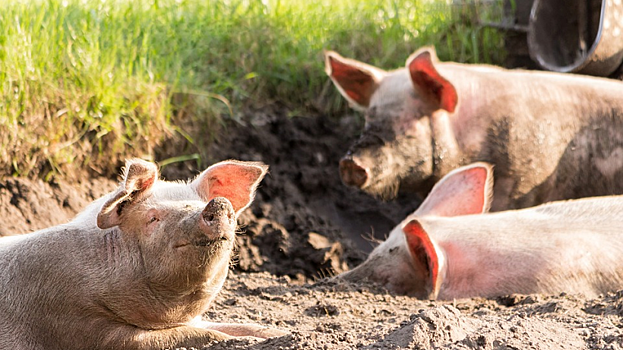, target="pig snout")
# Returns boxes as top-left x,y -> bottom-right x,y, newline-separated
200,197 -> 236,242
339,156 -> 369,188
